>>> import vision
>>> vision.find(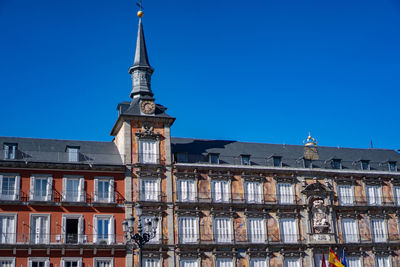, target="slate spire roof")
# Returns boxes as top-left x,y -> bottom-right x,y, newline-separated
129,18 -> 153,72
